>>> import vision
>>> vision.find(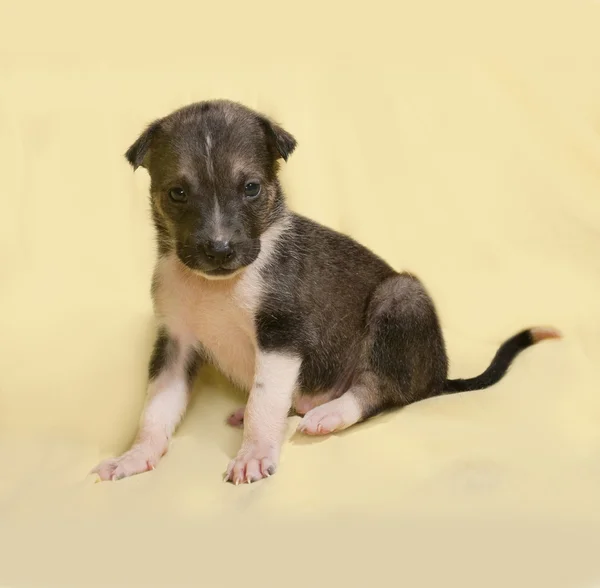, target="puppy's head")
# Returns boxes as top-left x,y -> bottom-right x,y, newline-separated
125,100 -> 296,278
